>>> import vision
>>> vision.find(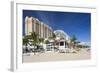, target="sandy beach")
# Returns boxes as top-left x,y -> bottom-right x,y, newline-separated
22,49 -> 91,63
